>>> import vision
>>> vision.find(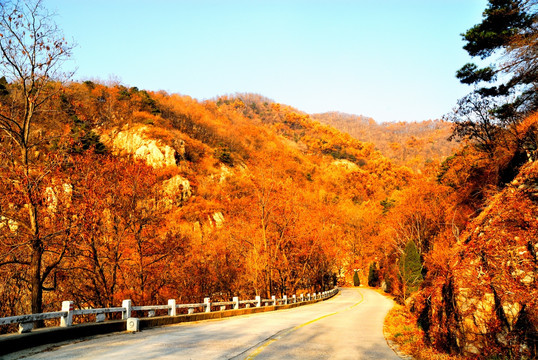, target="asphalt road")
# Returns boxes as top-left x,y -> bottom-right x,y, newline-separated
12,288 -> 402,360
